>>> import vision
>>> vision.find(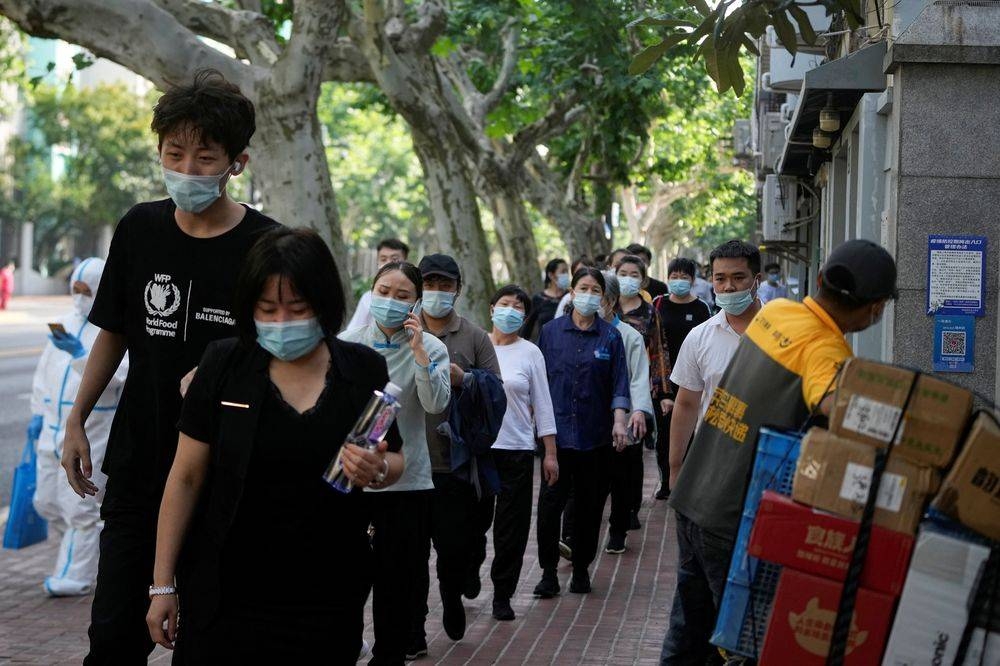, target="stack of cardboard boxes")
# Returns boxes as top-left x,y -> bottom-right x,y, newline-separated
746,358 -> 984,664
